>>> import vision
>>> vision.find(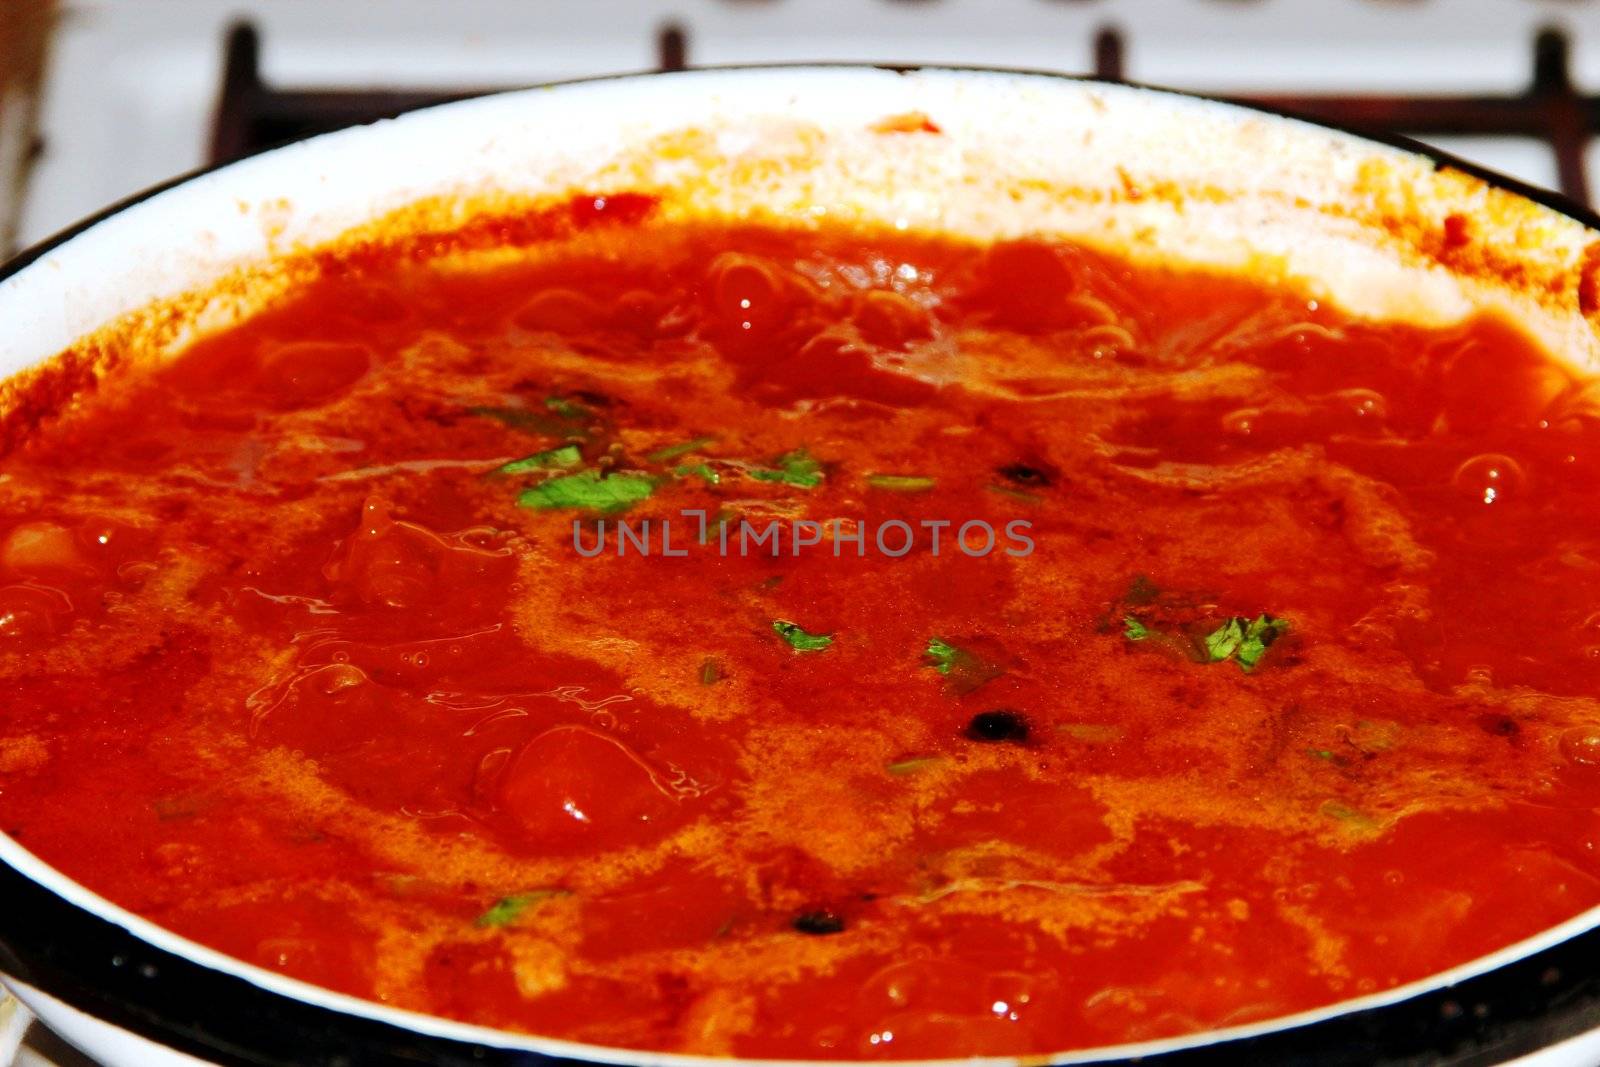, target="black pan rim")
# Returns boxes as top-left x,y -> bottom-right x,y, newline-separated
1,62 -> 1597,1067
